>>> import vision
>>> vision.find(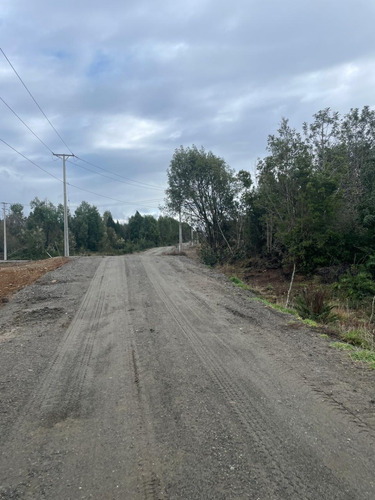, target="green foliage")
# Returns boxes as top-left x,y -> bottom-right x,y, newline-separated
73,201 -> 104,251
230,276 -> 244,286
334,267 -> 375,306
294,288 -> 336,323
200,244 -> 217,266
342,329 -> 374,350
166,145 -> 241,259
229,276 -> 252,290
0,199 -> 175,259
330,342 -> 375,369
